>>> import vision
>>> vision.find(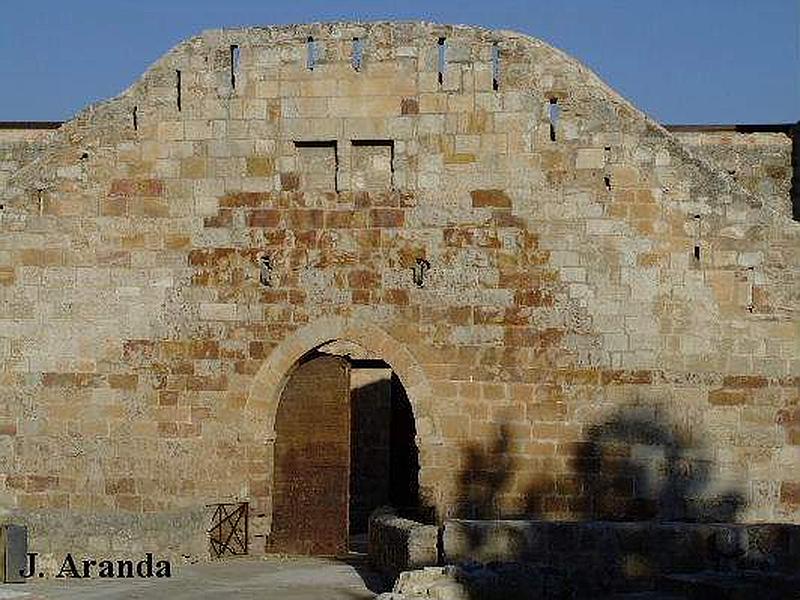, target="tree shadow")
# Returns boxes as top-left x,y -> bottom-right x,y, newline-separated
452,423 -> 516,558
448,407 -> 753,597
455,423 -> 515,520
452,409 -> 743,525
572,411 -> 742,522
